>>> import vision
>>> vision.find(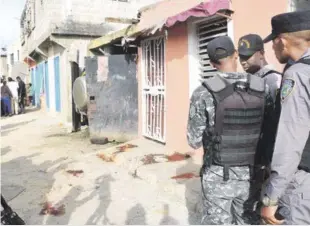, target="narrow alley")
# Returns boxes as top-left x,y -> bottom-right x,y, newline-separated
1,110 -> 202,225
